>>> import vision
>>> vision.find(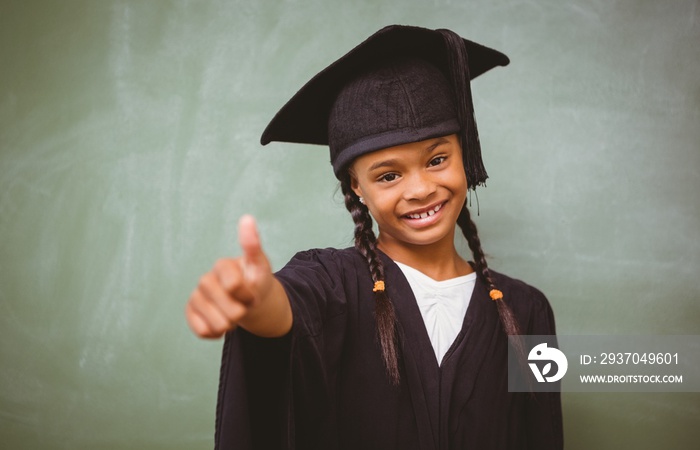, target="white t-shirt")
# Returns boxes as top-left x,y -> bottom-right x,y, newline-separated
395,261 -> 476,366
